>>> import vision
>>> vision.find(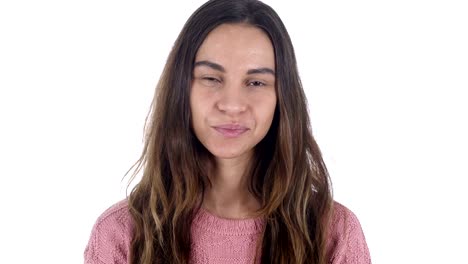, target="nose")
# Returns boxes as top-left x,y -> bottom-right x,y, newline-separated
216,83 -> 247,115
